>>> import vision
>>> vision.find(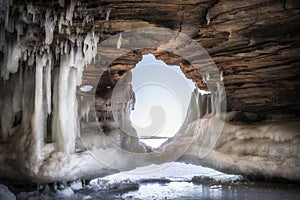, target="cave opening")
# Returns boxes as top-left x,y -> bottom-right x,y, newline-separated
130,54 -> 195,148
90,48 -> 211,151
